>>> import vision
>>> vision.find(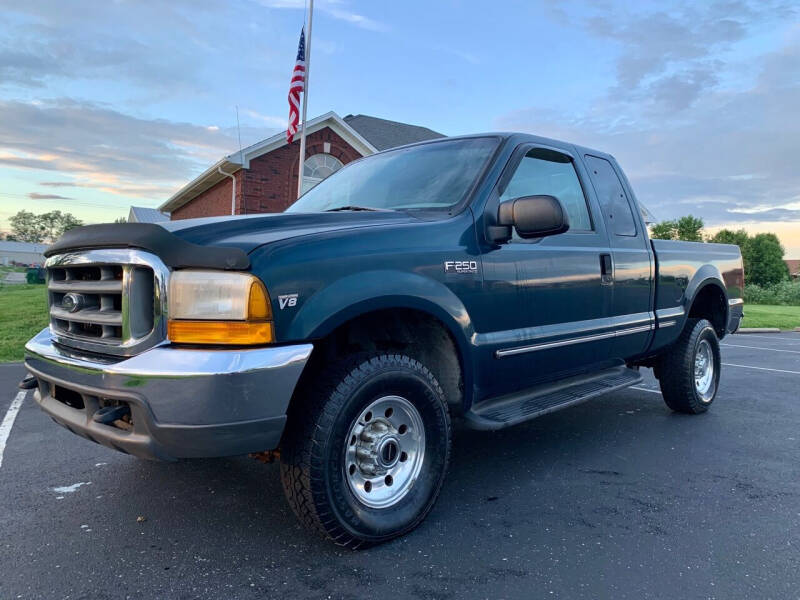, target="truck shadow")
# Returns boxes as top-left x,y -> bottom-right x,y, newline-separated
123,386 -> 686,554
81,385 -> 749,596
